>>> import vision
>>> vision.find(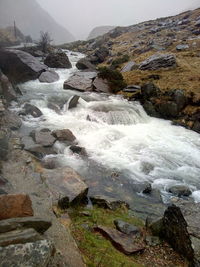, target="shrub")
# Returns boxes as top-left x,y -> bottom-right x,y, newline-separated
98,66 -> 127,93
111,54 -> 130,69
